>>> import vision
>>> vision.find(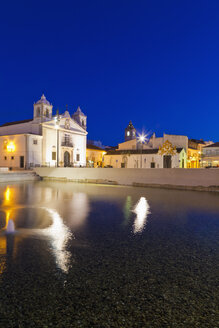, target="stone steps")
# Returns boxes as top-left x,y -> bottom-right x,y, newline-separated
0,171 -> 40,183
